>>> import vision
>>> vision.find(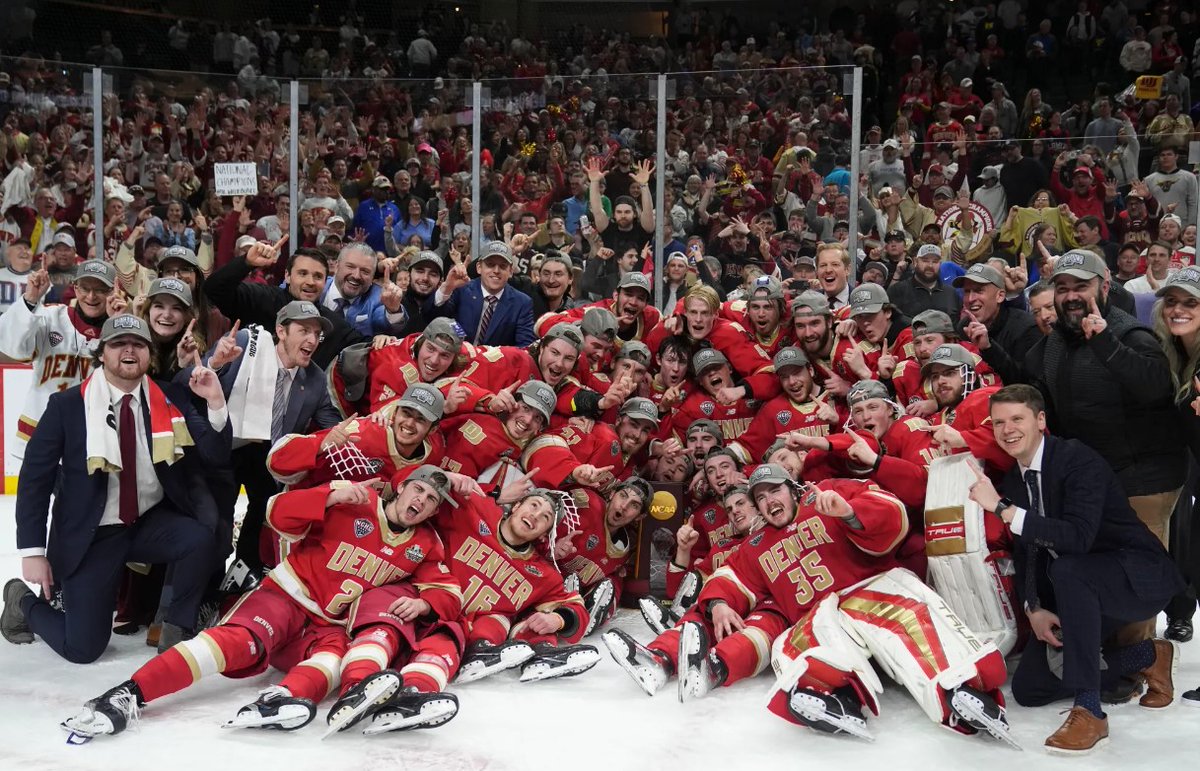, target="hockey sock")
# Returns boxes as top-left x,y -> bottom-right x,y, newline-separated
133,626 -> 260,703
714,627 -> 774,684
339,626 -> 401,696
1073,689 -> 1105,719
280,647 -> 344,703
1110,639 -> 1155,675
401,633 -> 459,691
